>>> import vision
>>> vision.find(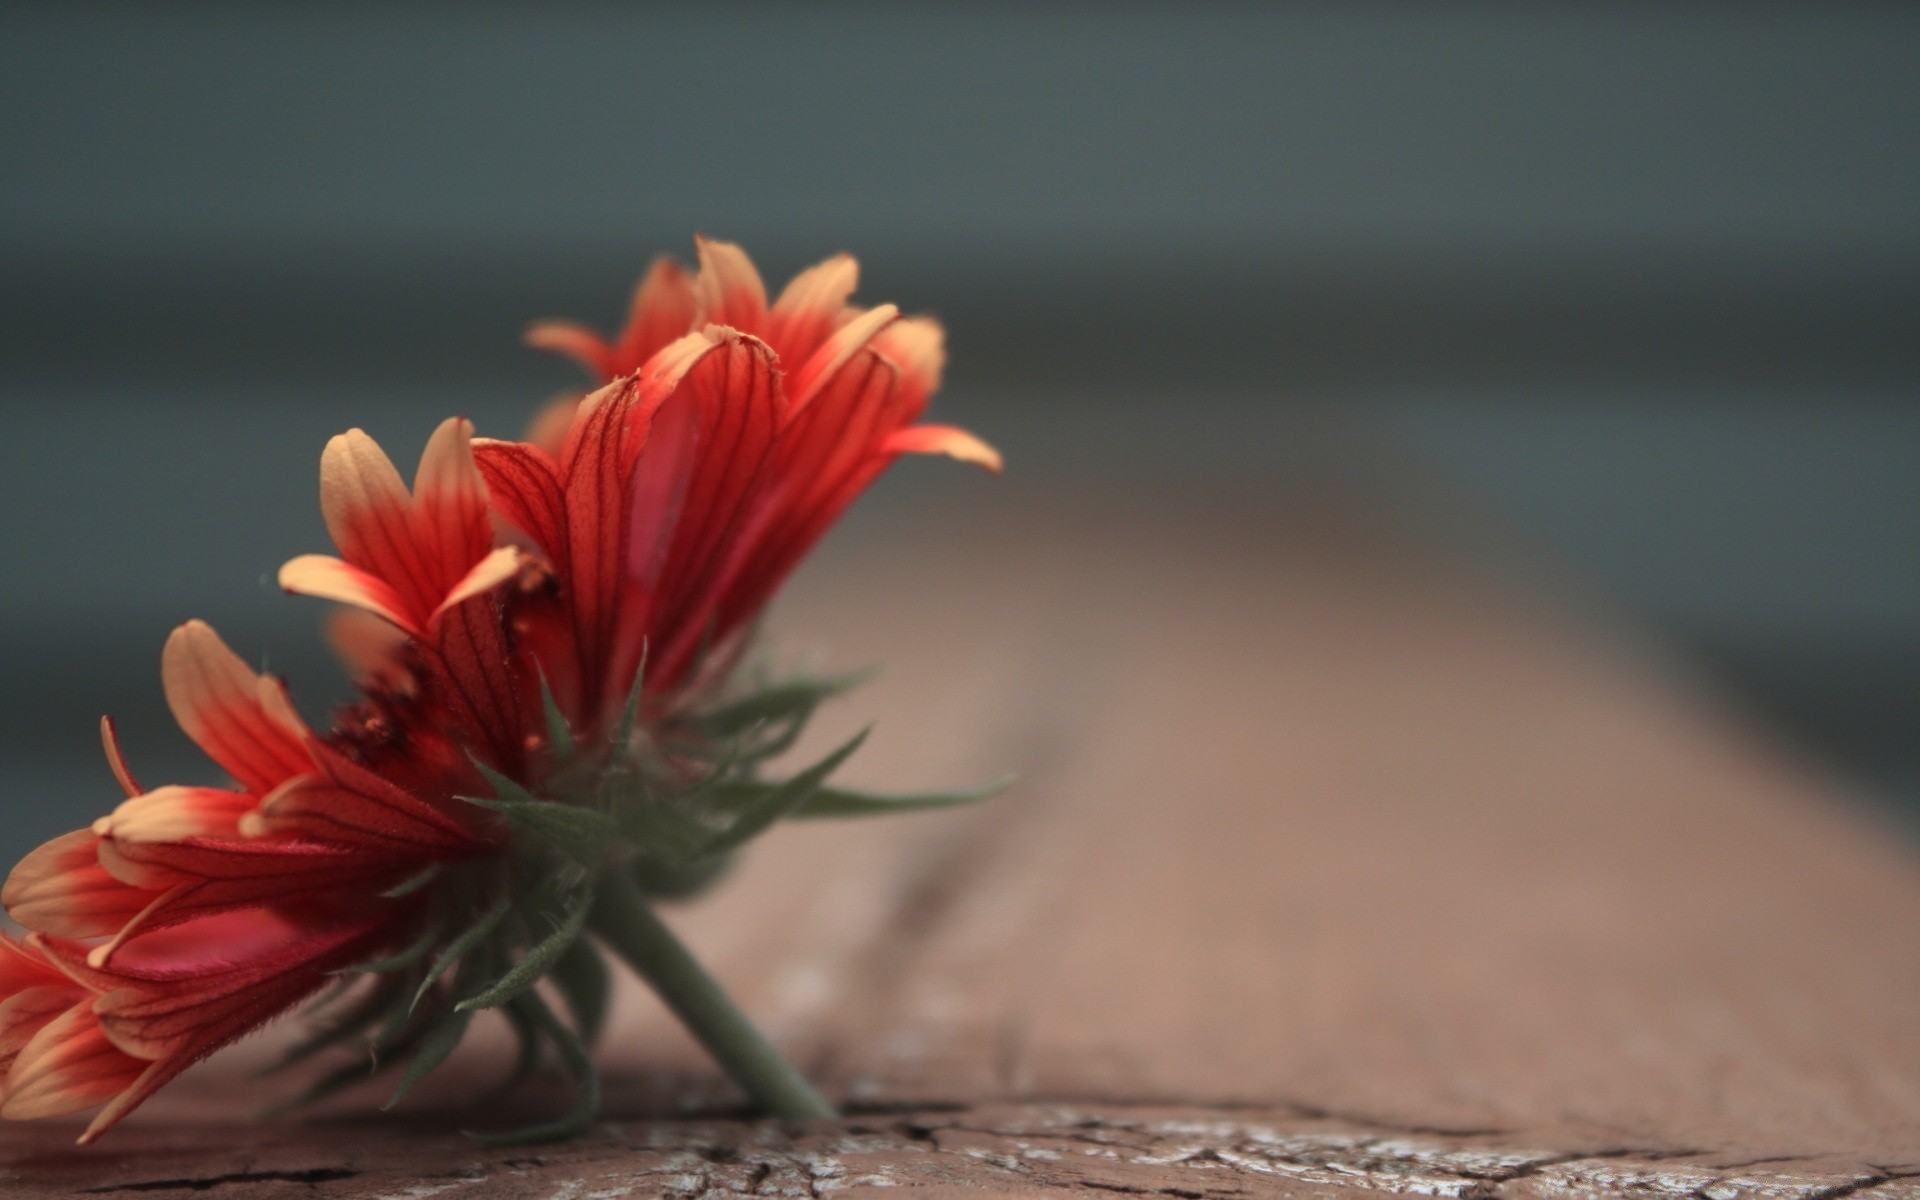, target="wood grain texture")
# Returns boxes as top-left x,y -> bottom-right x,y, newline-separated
4,485 -> 1918,1197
